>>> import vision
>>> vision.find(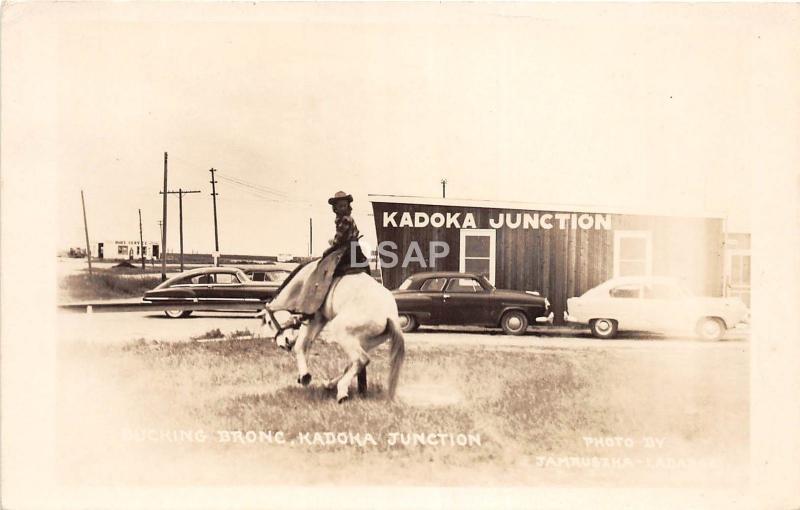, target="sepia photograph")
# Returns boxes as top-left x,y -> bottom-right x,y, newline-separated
1,2 -> 799,509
